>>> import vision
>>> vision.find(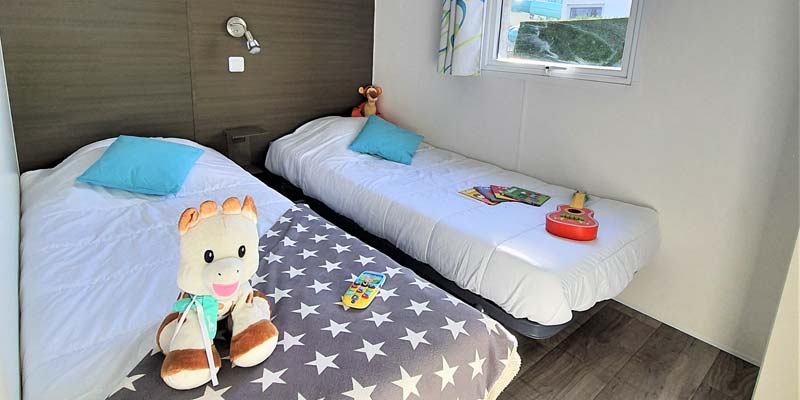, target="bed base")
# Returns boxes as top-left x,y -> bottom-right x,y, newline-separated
258,170 -> 586,339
